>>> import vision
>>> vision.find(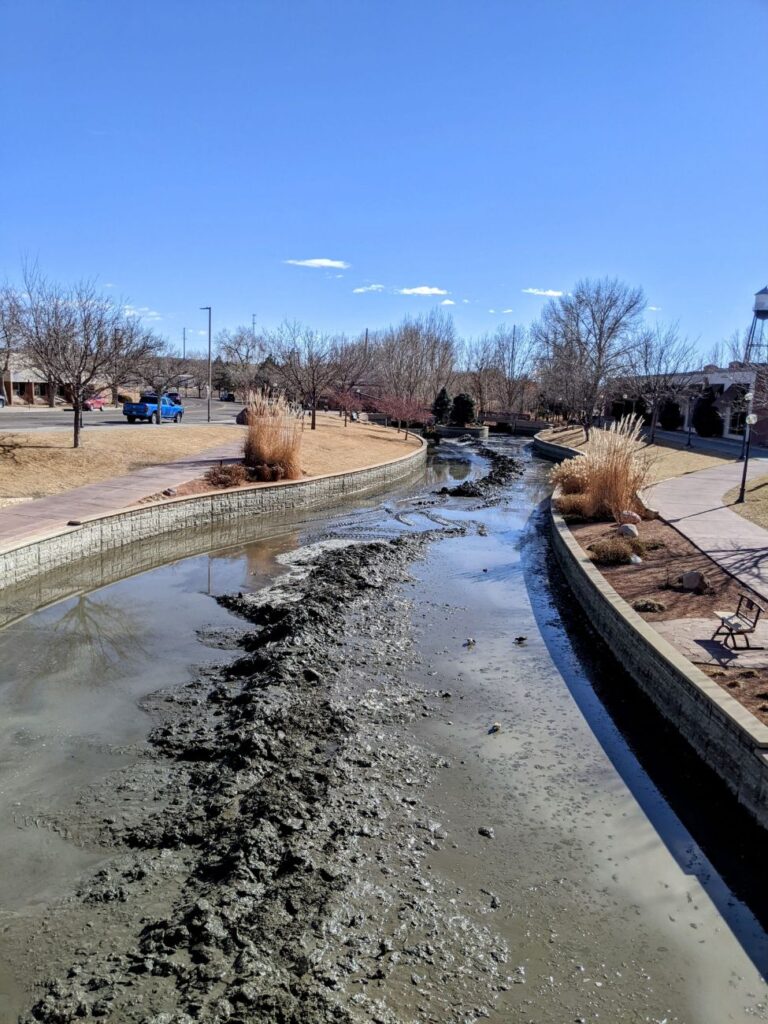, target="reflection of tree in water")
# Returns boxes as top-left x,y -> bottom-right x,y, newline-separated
29,596 -> 149,683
